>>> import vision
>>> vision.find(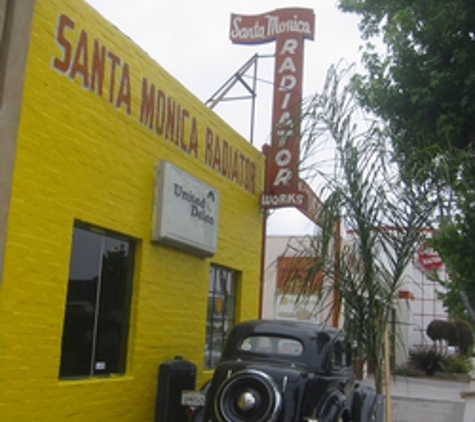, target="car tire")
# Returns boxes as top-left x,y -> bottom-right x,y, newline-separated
214,369 -> 282,422
335,409 -> 346,422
